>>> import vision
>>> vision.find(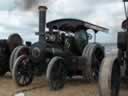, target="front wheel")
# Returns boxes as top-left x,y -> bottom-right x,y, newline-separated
47,56 -> 66,90
12,55 -> 33,86
99,56 -> 121,96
